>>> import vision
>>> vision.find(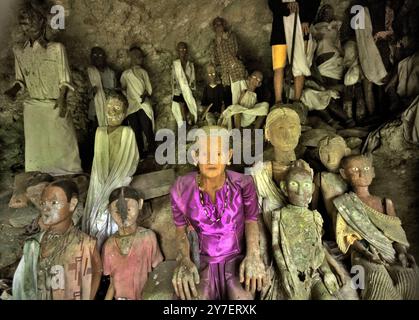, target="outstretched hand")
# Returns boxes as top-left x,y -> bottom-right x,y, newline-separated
54,97 -> 68,118
239,254 -> 267,295
172,258 -> 200,300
